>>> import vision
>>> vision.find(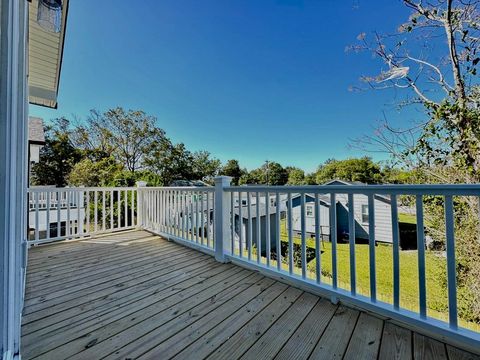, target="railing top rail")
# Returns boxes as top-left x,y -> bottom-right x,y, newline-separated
225,184 -> 480,195
141,186 -> 215,192
28,186 -> 138,192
